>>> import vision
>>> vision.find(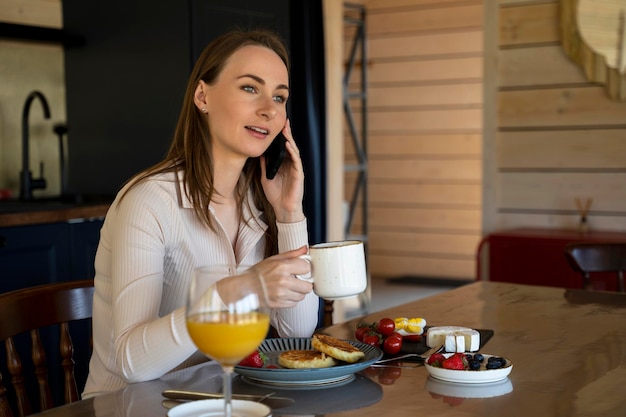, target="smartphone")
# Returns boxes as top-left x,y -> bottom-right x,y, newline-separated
264,133 -> 287,180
